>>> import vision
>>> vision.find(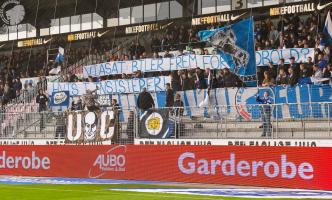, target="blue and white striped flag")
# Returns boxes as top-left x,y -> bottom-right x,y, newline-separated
323,11 -> 332,44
